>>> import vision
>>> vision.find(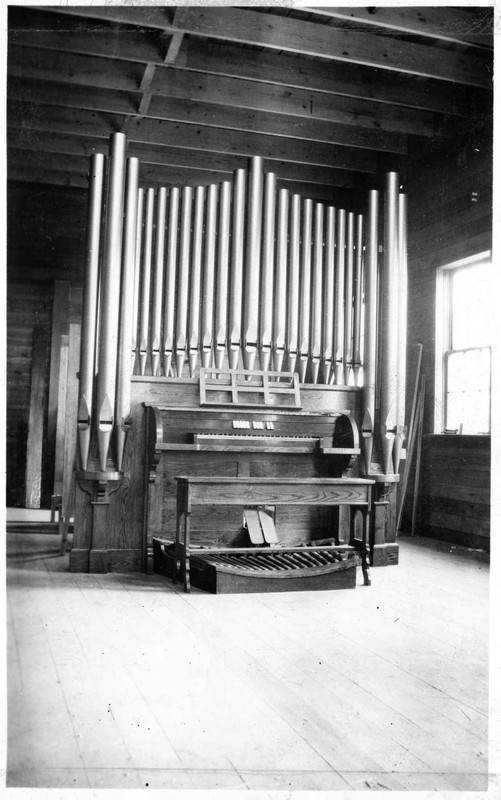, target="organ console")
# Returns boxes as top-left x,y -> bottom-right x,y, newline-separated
70,132 -> 407,583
